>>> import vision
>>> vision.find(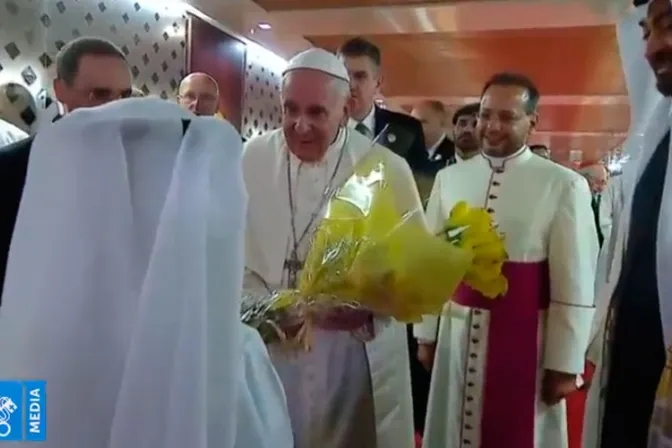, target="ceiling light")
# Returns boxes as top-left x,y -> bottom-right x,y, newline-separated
257,22 -> 272,30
